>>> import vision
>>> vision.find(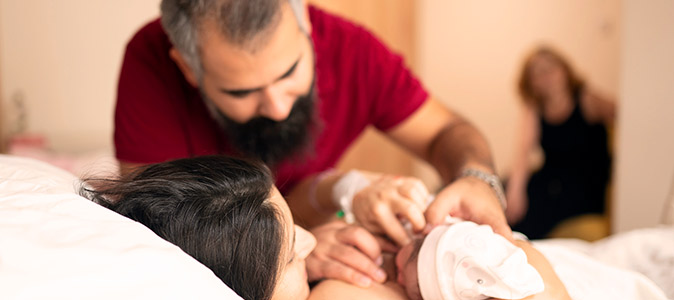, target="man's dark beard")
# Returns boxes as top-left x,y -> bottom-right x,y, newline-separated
205,85 -> 319,166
